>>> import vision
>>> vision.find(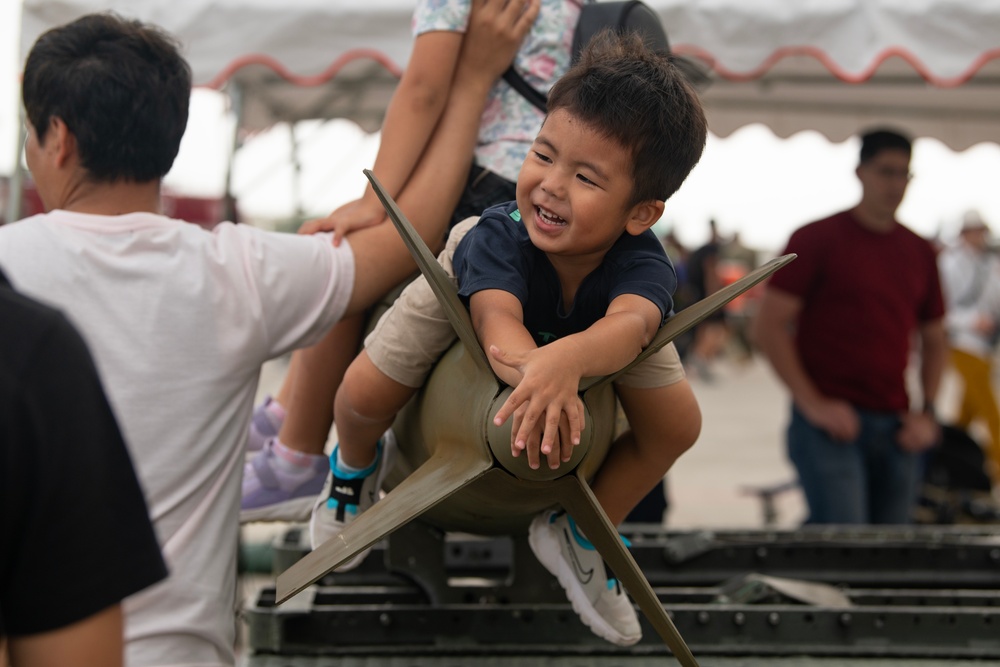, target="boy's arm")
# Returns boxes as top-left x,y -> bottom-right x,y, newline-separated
301,29 -> 463,242
470,288 -> 583,470
489,293 -> 662,469
469,288 -> 535,387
